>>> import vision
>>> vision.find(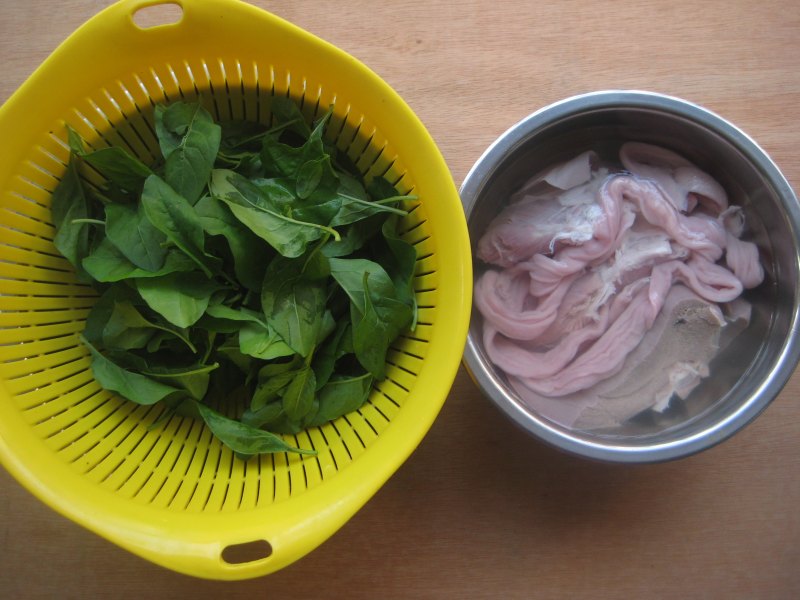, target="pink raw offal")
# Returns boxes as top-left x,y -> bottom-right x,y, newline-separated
474,142 -> 763,428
